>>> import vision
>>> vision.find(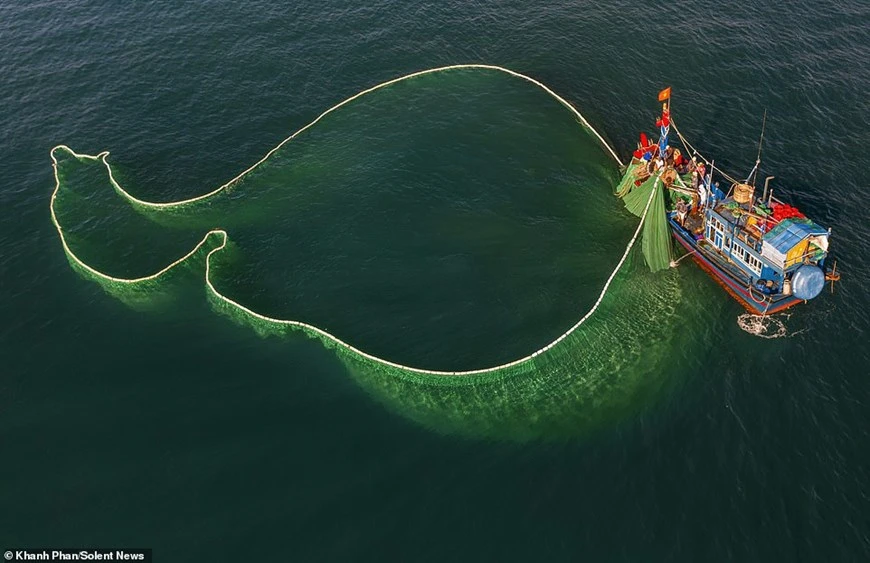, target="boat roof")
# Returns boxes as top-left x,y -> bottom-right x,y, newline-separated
763,219 -> 827,252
